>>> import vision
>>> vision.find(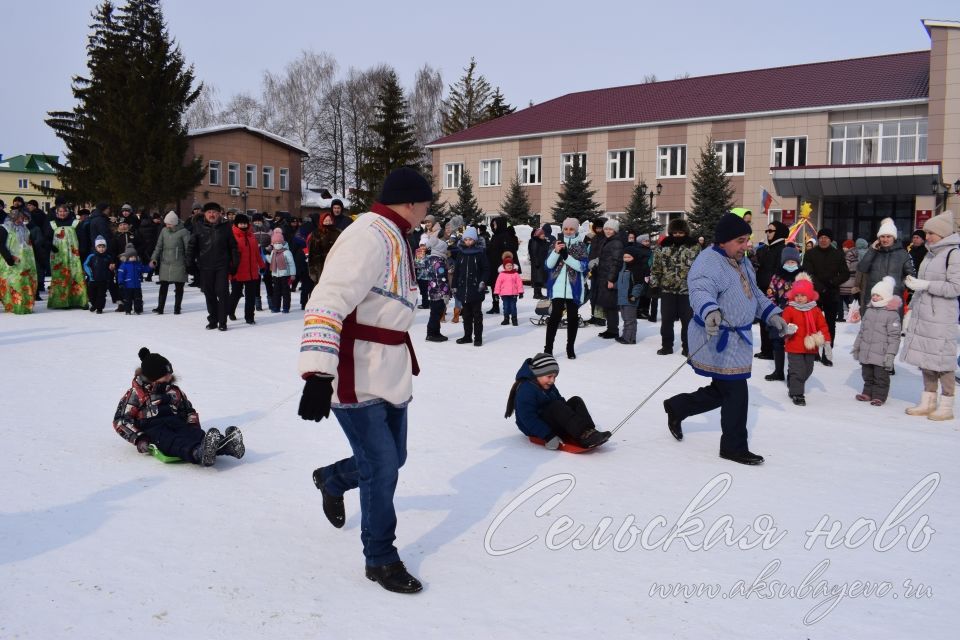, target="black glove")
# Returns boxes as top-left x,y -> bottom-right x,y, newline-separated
298,375 -> 333,422
559,247 -> 568,260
